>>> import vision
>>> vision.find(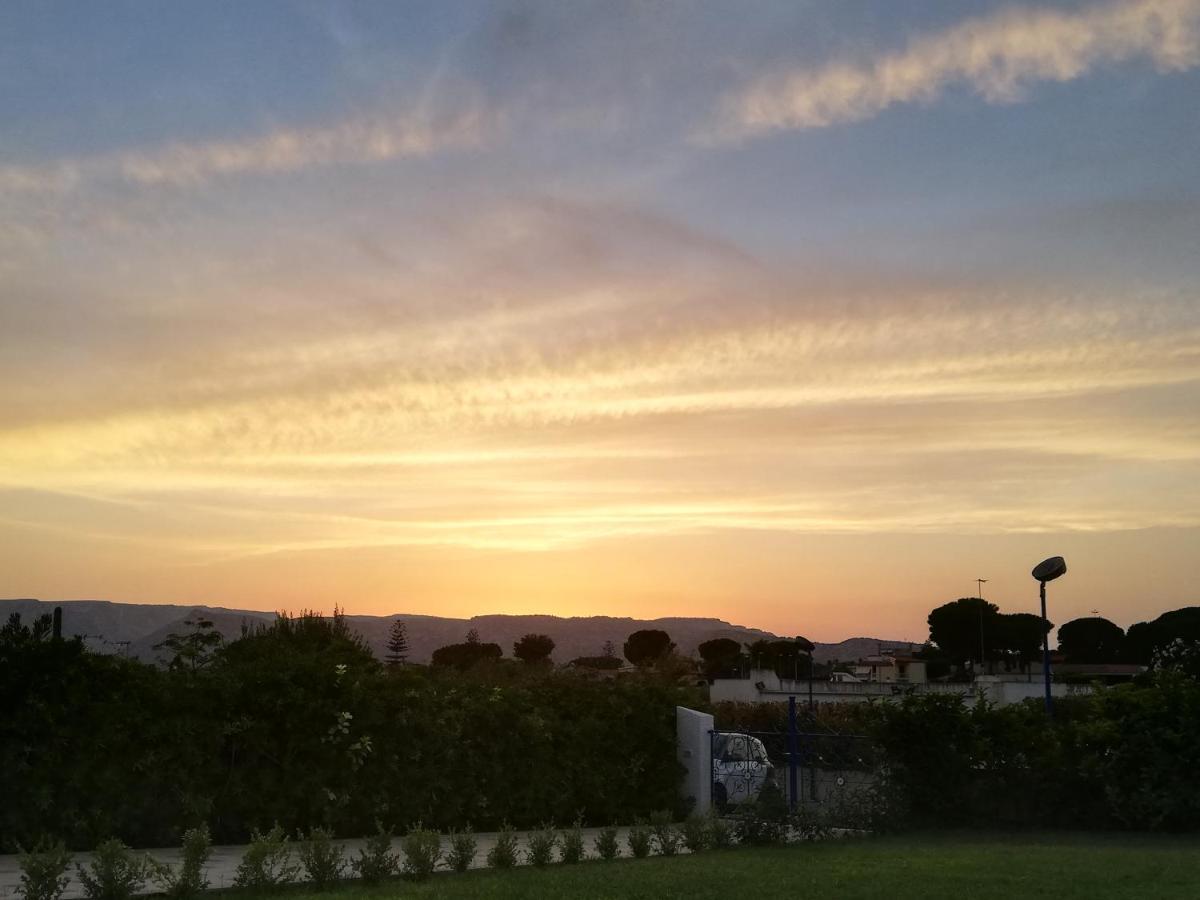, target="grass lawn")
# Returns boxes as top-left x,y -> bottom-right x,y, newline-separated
242,832 -> 1200,900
